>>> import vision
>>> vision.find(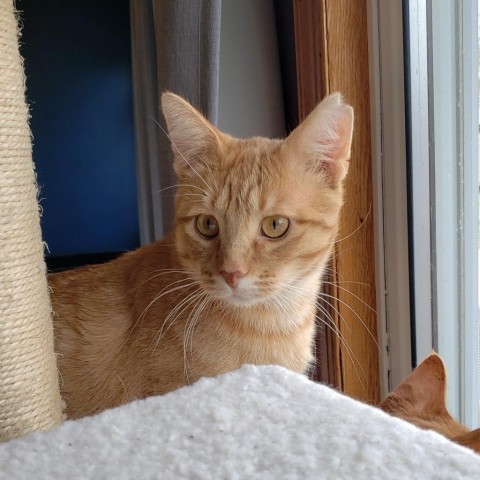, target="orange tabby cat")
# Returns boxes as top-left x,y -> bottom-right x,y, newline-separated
380,352 -> 480,454
50,92 -> 354,419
